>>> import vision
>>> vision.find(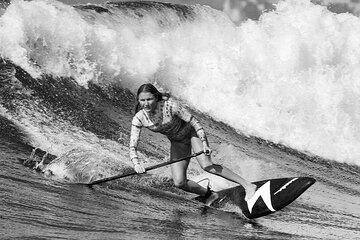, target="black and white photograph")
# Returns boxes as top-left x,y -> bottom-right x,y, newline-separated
0,0 -> 359,239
